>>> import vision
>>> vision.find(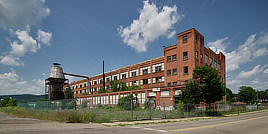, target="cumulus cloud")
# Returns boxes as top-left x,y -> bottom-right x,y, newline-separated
227,79 -> 242,85
0,26 -> 52,66
118,0 -> 184,53
207,37 -> 228,54
237,65 -> 261,78
0,0 -> 50,29
207,31 -> 268,72
0,68 -> 43,95
37,29 -> 52,45
264,69 -> 268,74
